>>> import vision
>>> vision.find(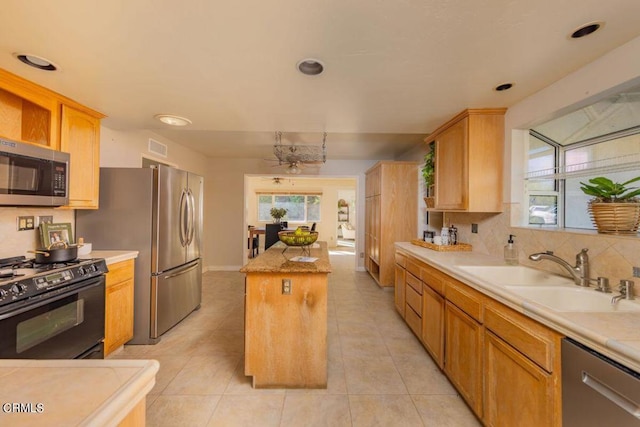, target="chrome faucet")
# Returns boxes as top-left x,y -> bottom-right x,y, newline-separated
611,280 -> 635,305
528,248 -> 591,287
